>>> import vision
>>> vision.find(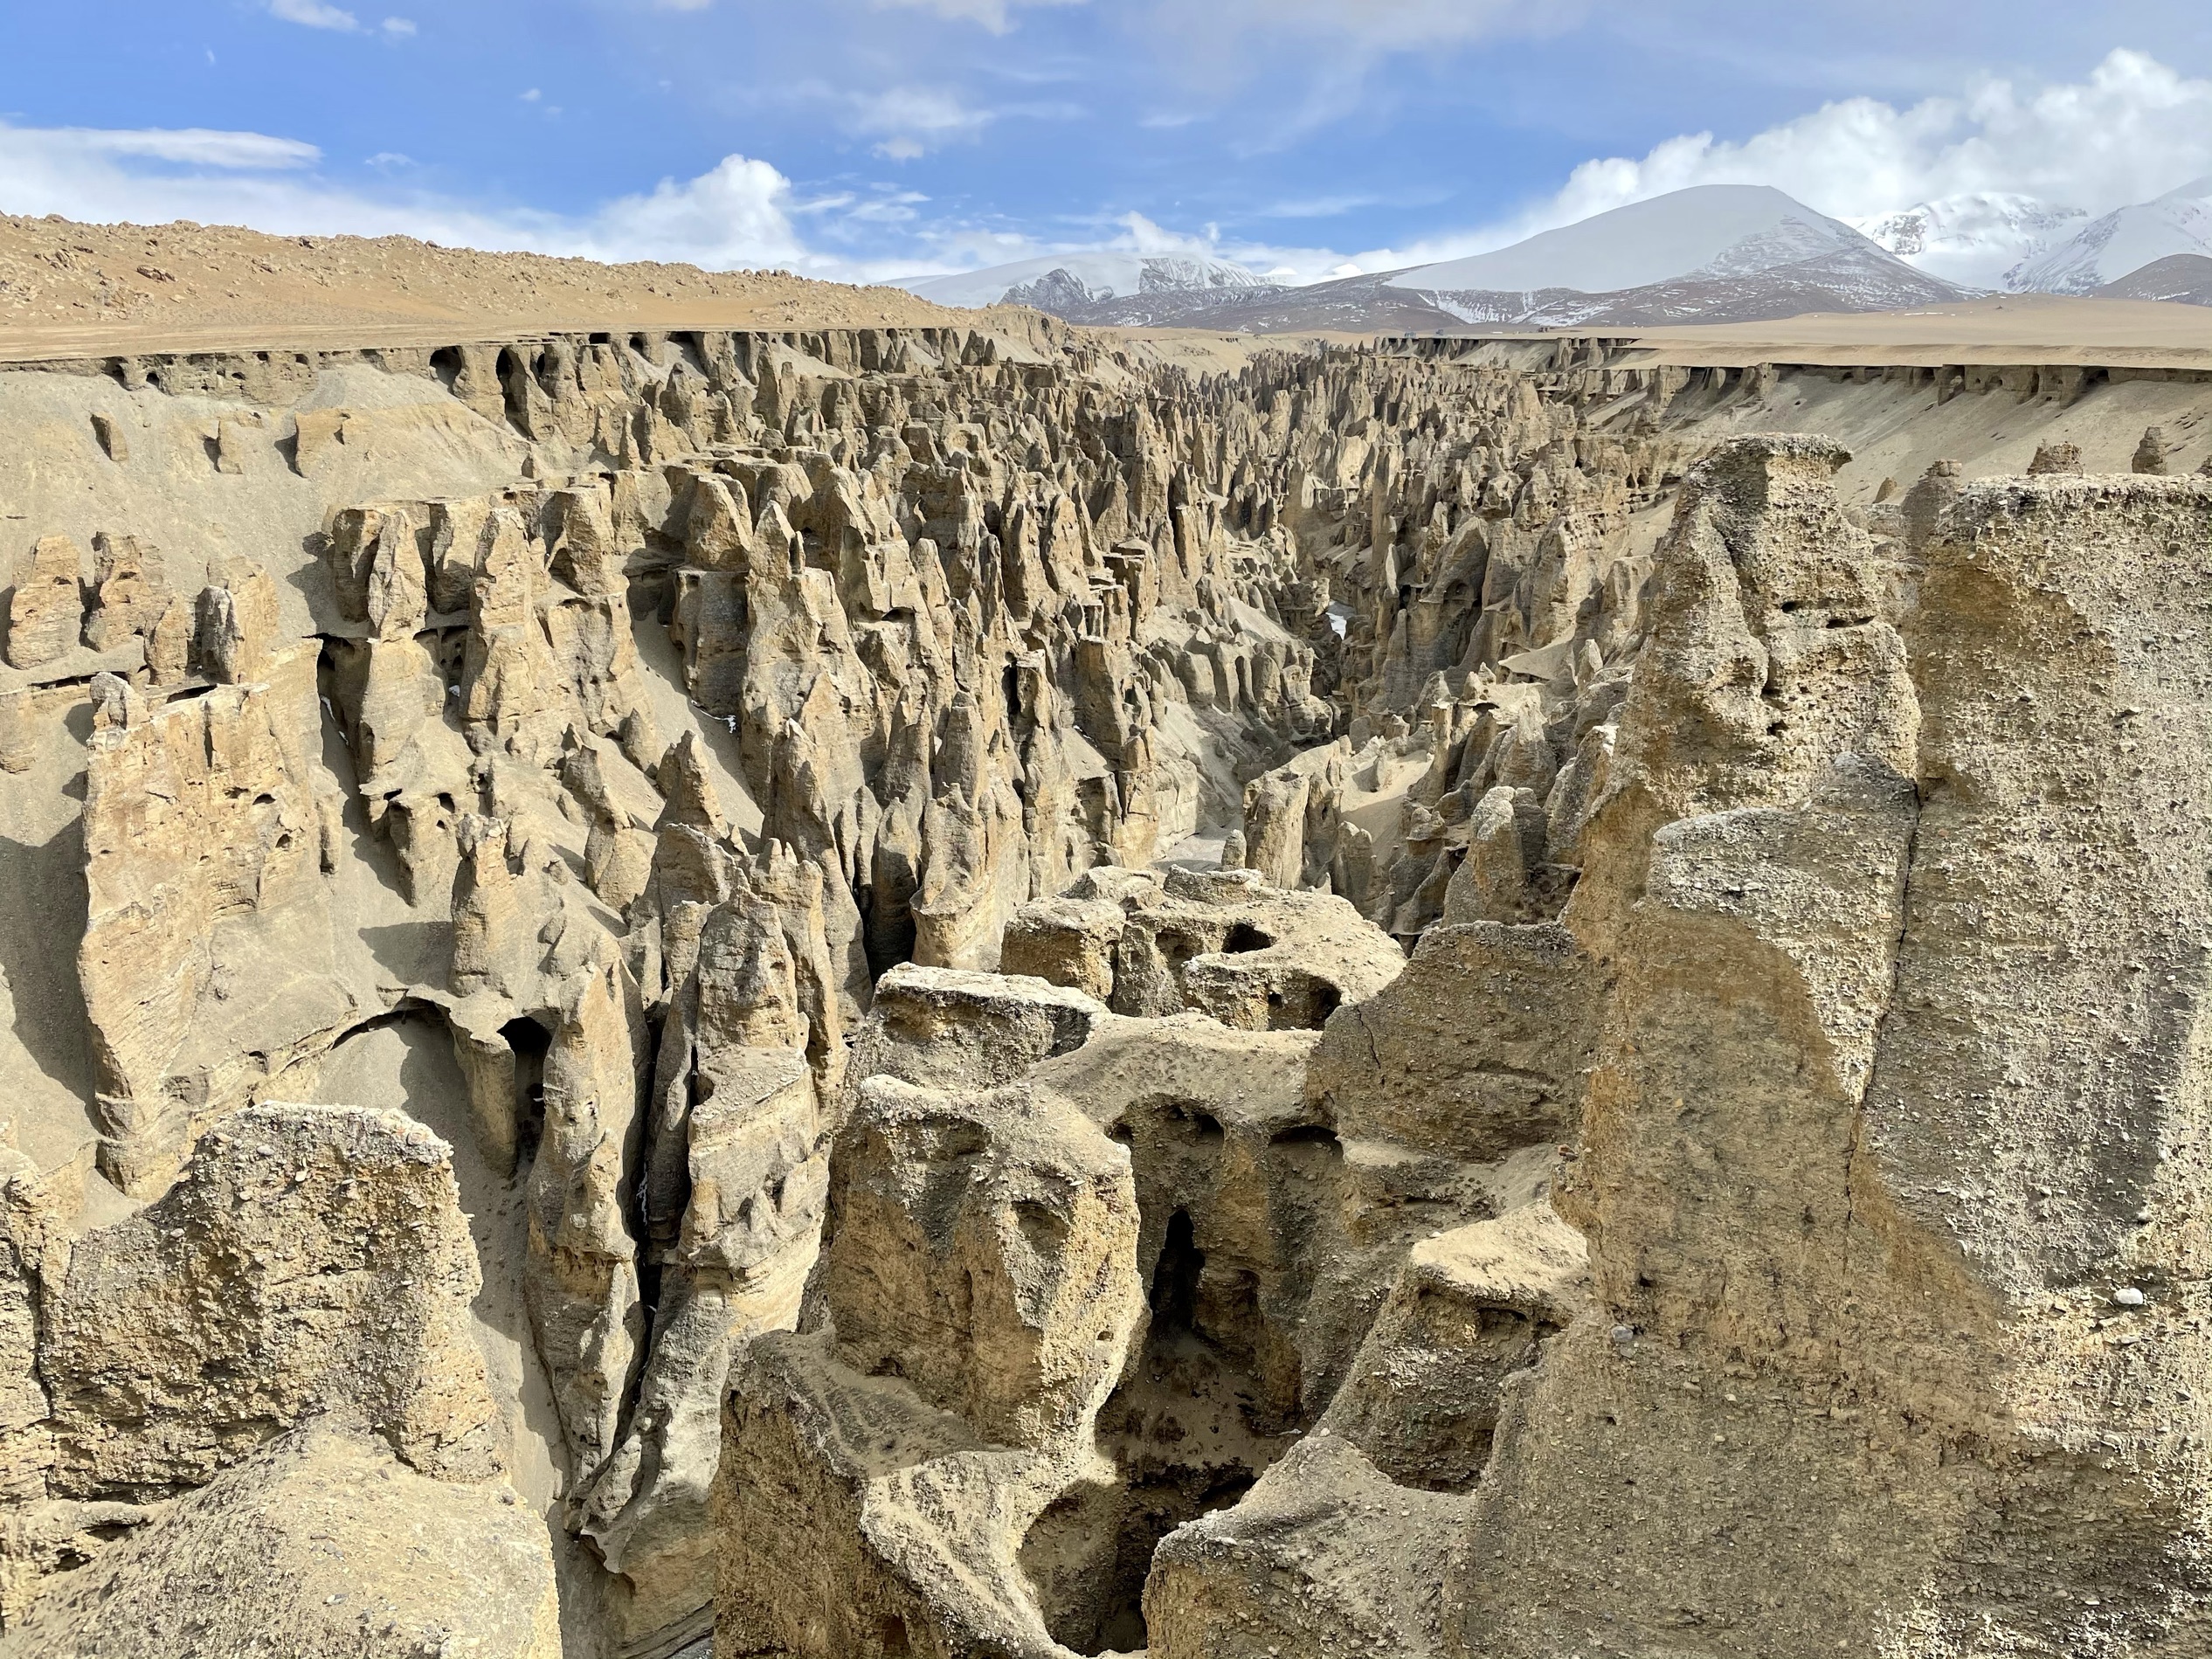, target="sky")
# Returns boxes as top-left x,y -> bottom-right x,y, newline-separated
6,1 -> 2212,285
